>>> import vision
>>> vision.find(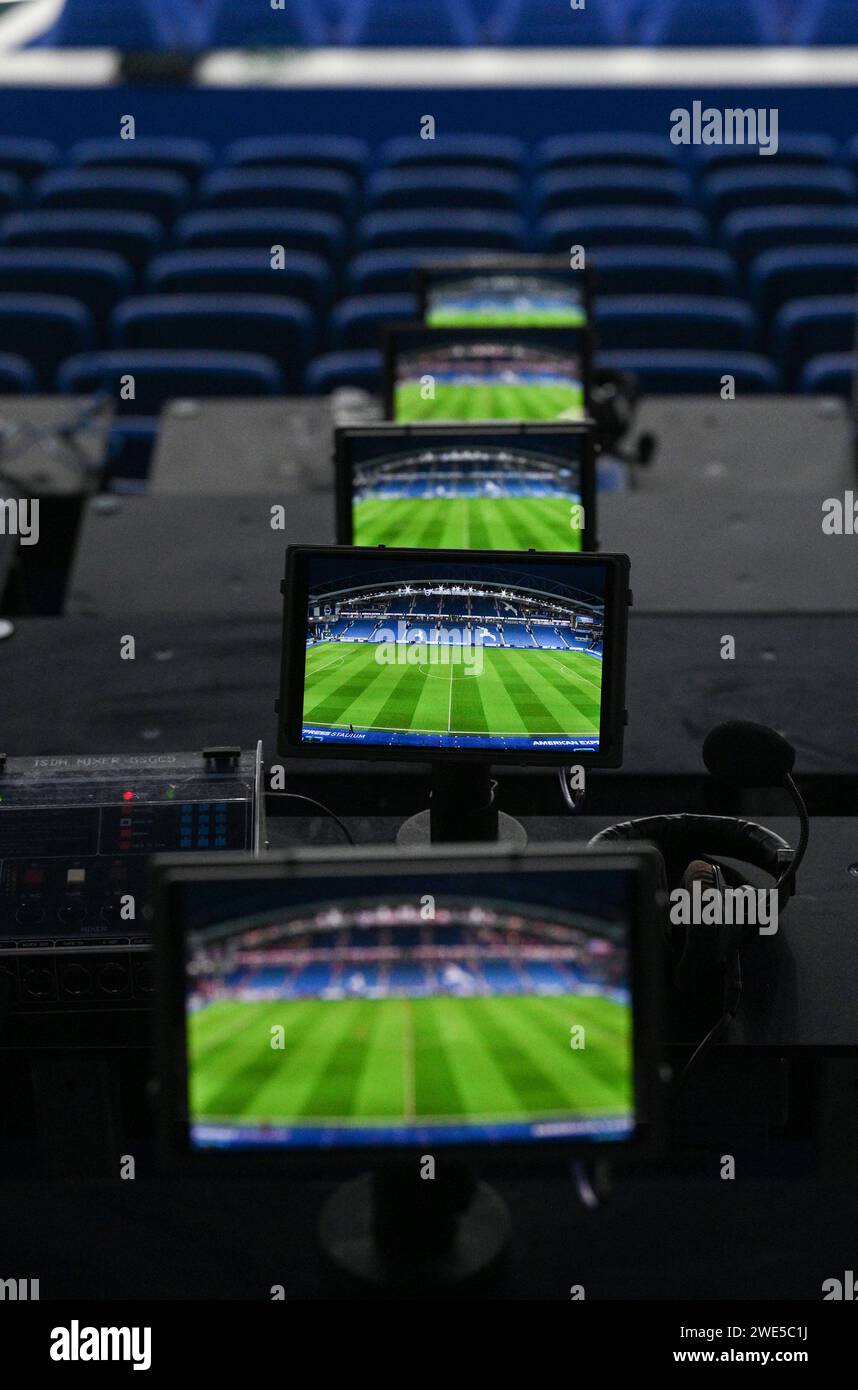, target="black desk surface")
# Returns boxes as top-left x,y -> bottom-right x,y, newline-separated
149,394 -> 854,497
0,395 -> 112,498
65,488 -> 858,616
3,613 -> 857,777
0,1175 -> 854,1300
